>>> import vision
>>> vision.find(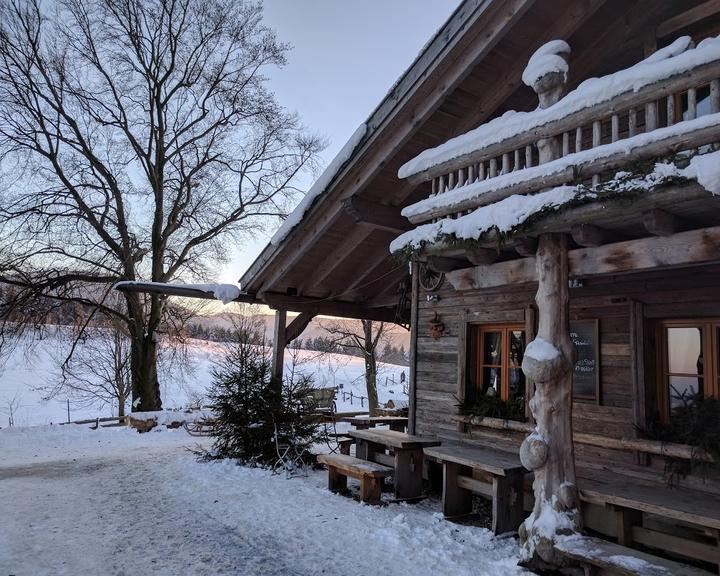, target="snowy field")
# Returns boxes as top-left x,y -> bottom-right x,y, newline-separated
0,424 -> 525,575
0,330 -> 408,427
